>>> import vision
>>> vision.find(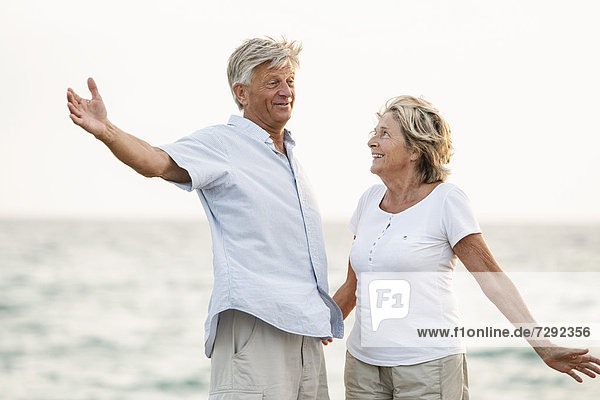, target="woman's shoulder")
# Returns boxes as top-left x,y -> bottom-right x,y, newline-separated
351,184 -> 386,212
433,182 -> 476,213
432,182 -> 468,198
421,182 -> 472,210
360,184 -> 387,201
350,184 -> 387,230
